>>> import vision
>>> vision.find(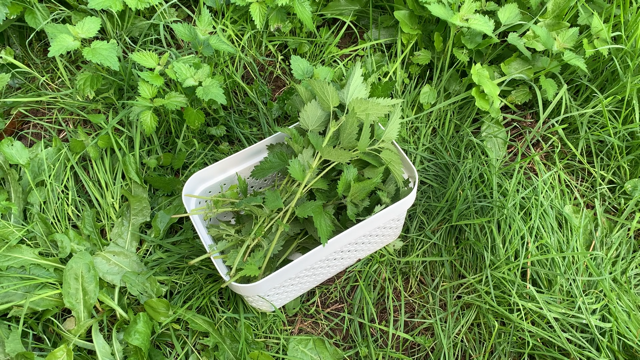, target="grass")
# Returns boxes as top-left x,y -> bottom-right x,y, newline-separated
1,0 -> 640,358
